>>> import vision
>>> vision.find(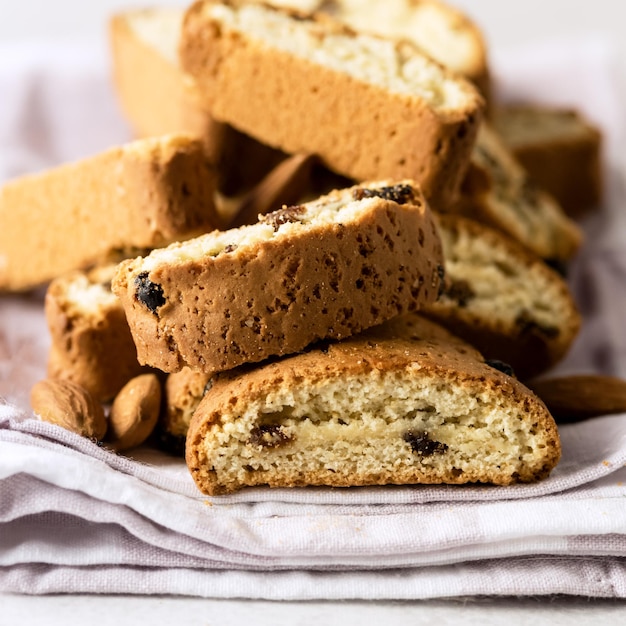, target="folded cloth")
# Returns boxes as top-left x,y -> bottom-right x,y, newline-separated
2,38 -> 626,600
